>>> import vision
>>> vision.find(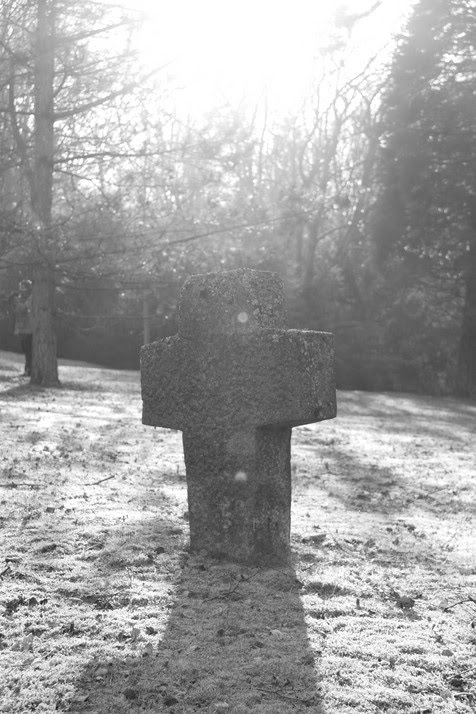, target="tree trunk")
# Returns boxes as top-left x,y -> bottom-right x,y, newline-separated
302,218 -> 320,293
31,260 -> 59,386
142,290 -> 151,345
31,0 -> 59,386
456,233 -> 476,398
295,221 -> 303,278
